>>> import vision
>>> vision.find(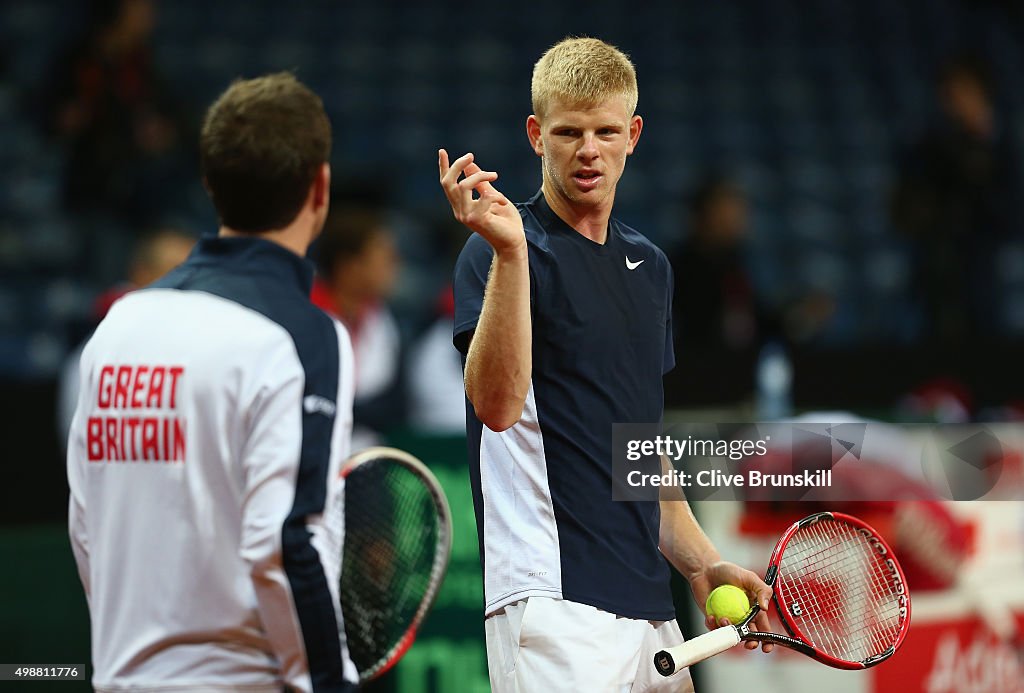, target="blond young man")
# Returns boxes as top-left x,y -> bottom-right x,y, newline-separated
440,38 -> 774,691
